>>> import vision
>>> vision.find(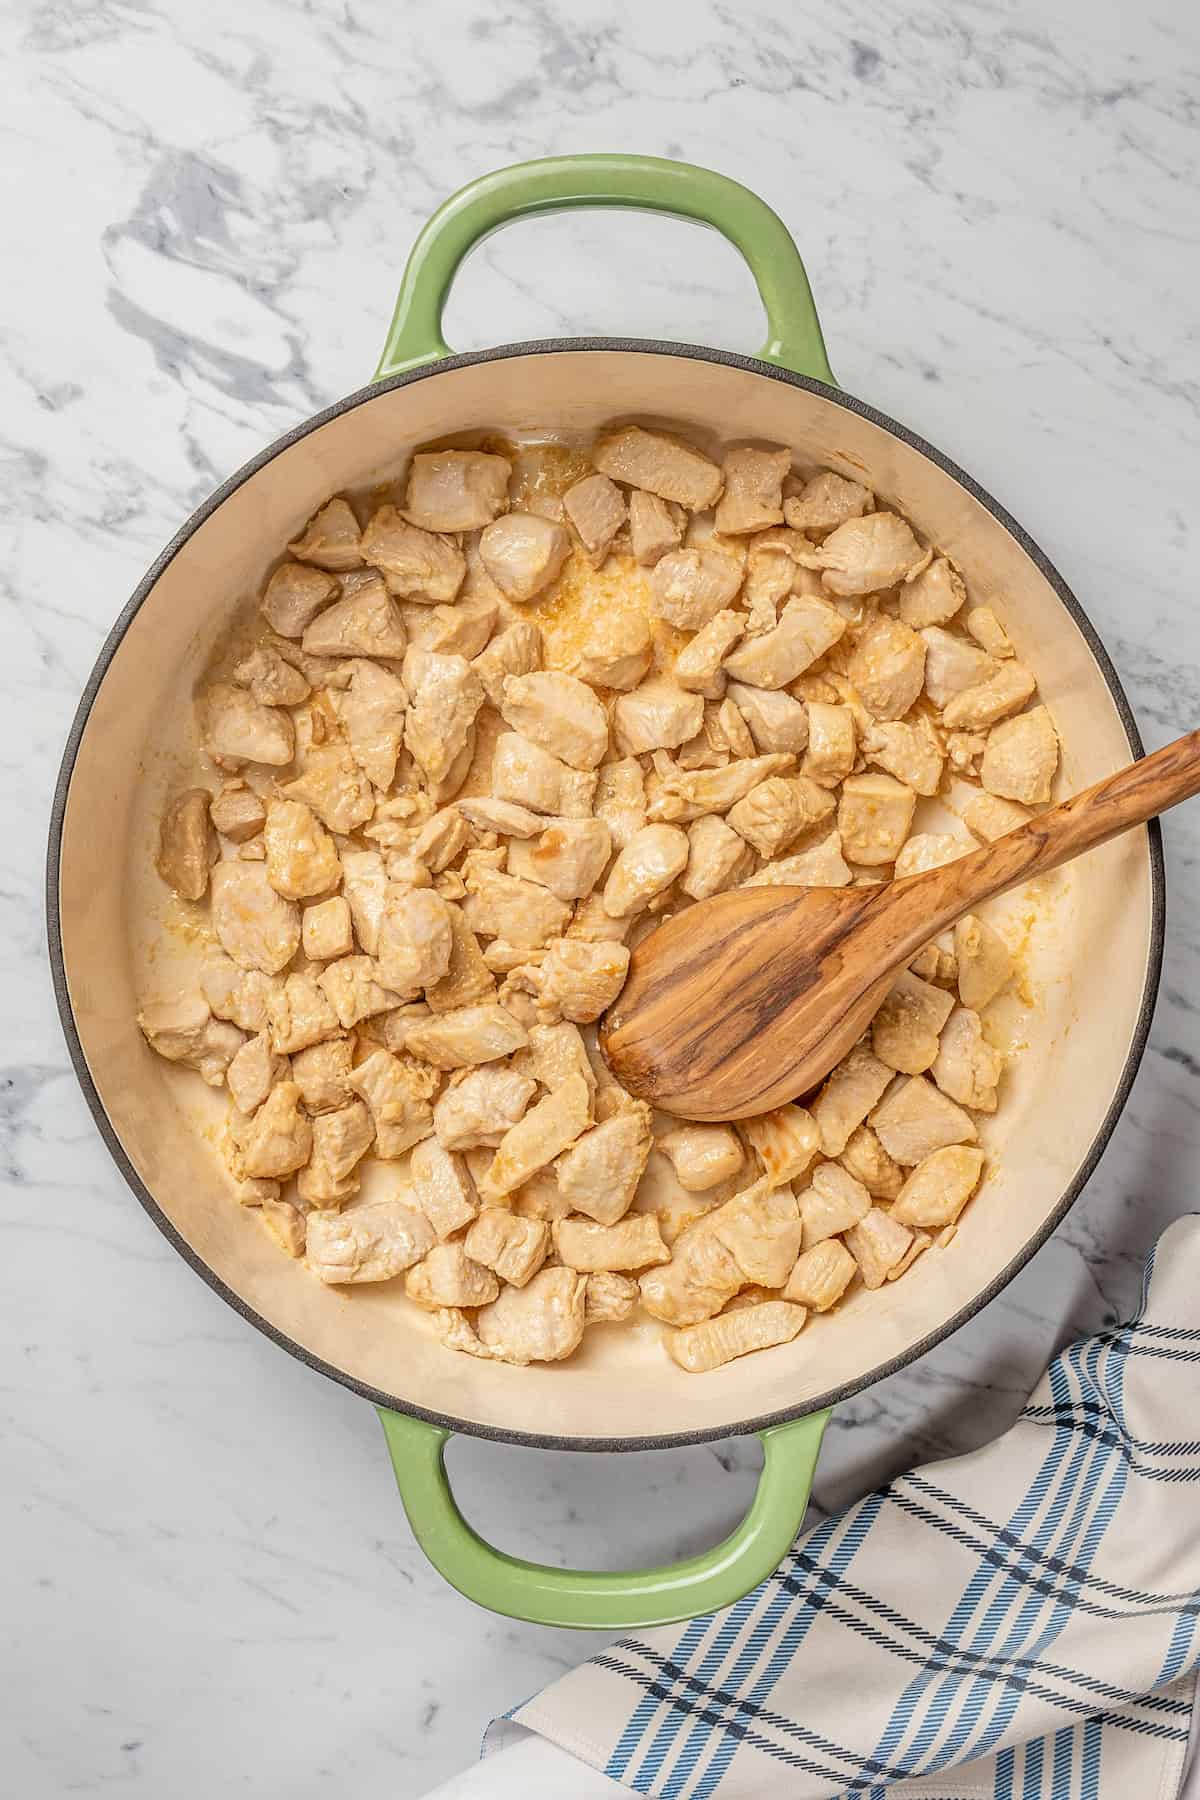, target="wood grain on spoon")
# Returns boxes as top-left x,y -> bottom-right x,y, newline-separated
601,730 -> 1199,1121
